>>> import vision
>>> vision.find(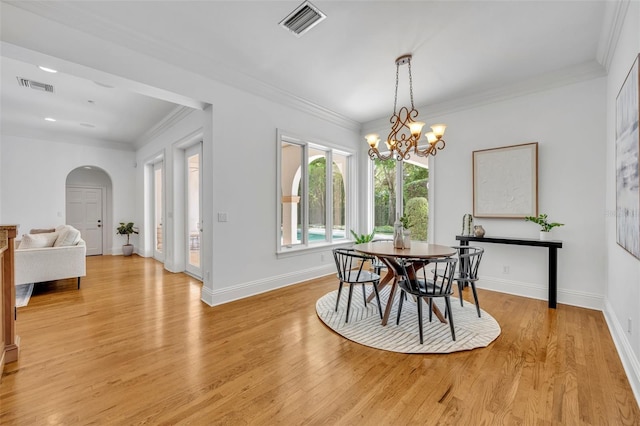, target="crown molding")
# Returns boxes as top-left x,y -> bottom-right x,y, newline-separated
597,0 -> 631,71
362,60 -> 607,133
134,106 -> 198,150
1,127 -> 137,152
